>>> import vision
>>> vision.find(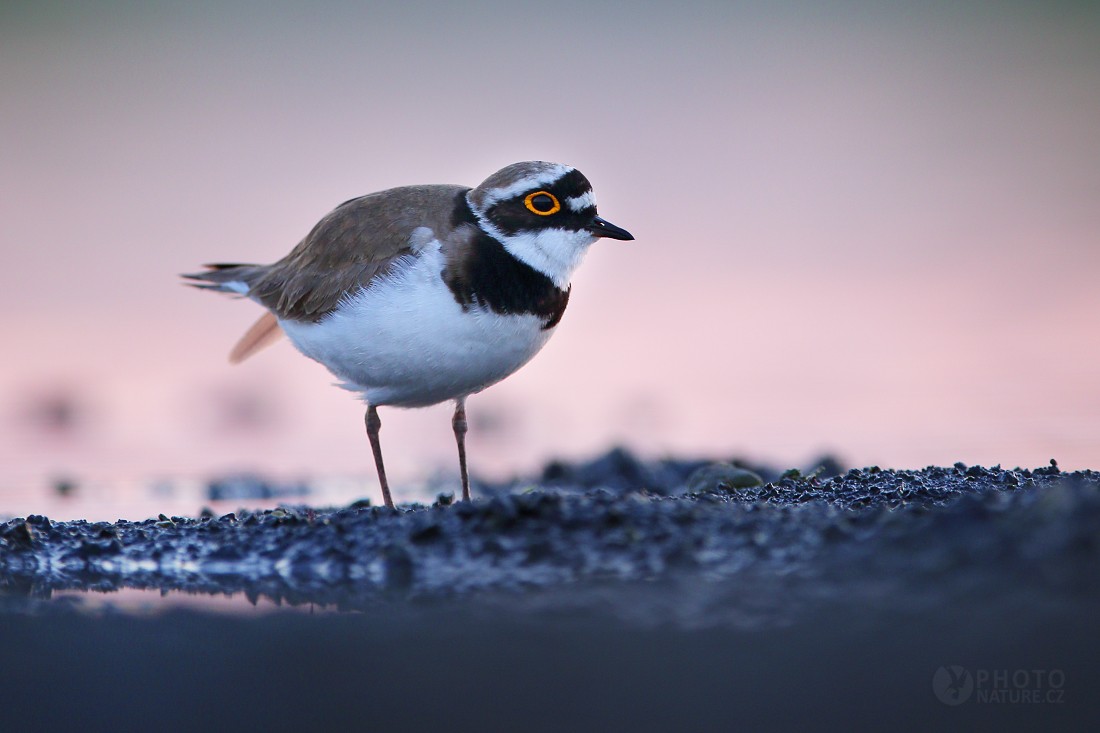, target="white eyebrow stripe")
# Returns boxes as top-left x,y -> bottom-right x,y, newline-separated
566,190 -> 596,212
477,164 -> 573,209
